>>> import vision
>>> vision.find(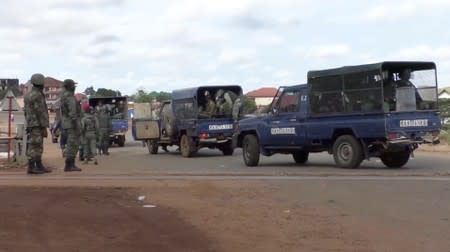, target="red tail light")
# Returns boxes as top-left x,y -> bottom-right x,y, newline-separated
388,132 -> 400,140
199,132 -> 209,139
